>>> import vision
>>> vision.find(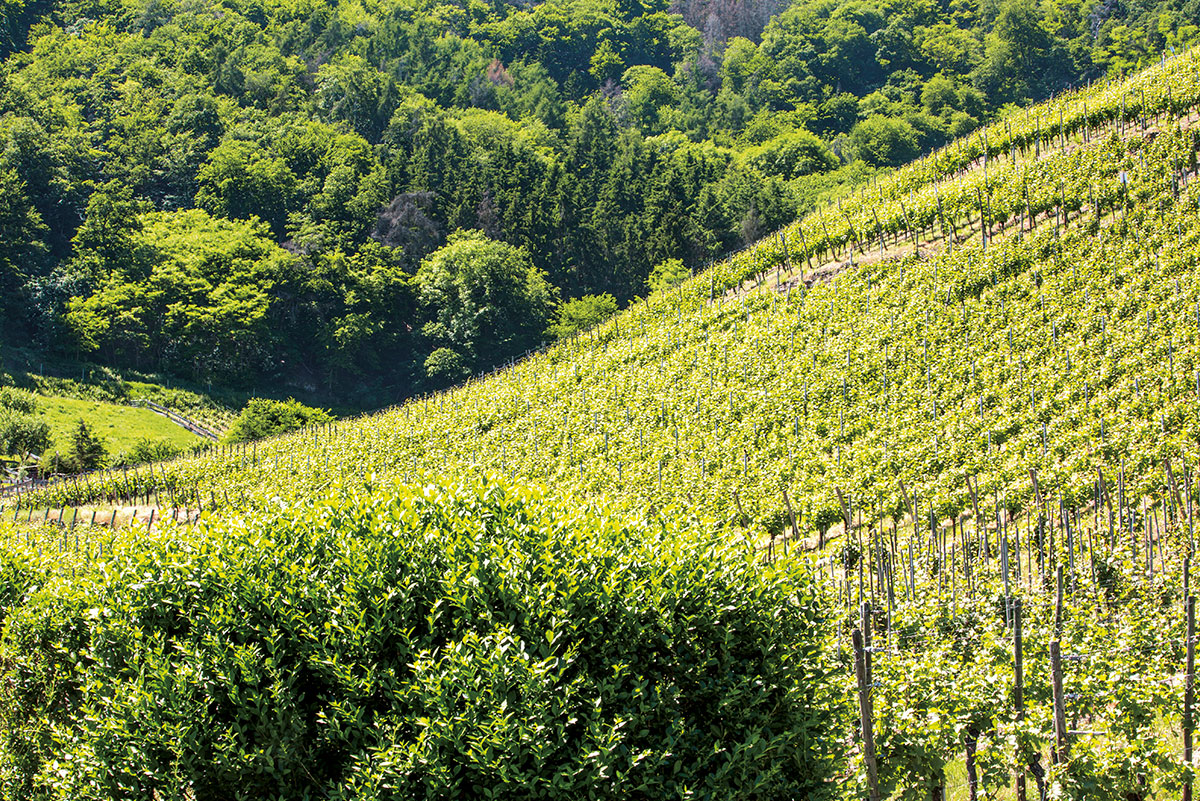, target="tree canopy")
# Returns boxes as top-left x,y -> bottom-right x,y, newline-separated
417,230 -> 555,373
0,0 -> 1189,401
